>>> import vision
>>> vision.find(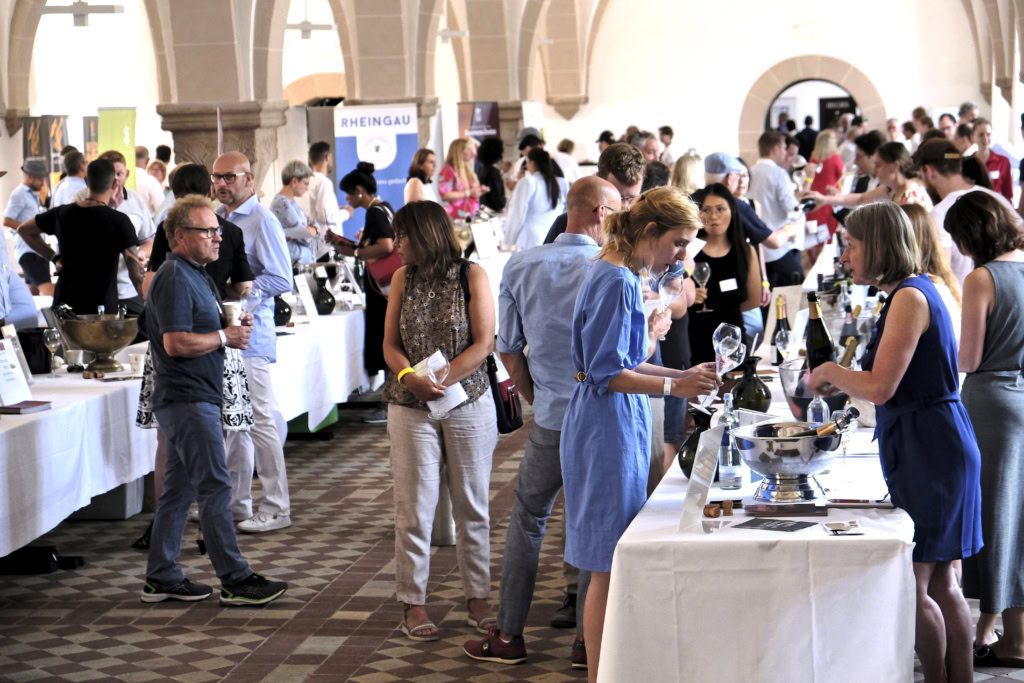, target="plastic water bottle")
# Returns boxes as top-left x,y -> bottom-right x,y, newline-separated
718,393 -> 743,490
